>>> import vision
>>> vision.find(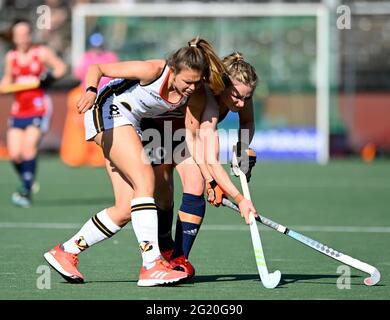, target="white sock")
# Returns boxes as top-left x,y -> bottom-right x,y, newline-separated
131,197 -> 161,269
62,209 -> 121,254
